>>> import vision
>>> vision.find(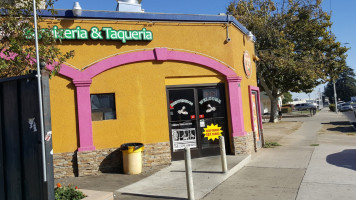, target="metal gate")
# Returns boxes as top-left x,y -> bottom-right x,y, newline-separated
0,72 -> 54,200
